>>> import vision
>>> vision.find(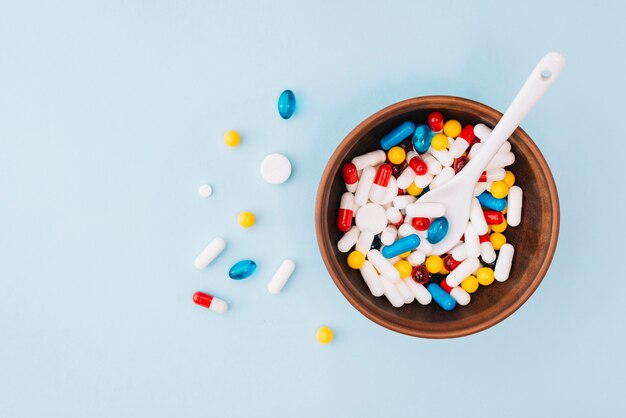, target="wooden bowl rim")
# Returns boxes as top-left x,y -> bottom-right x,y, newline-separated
315,95 -> 560,338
